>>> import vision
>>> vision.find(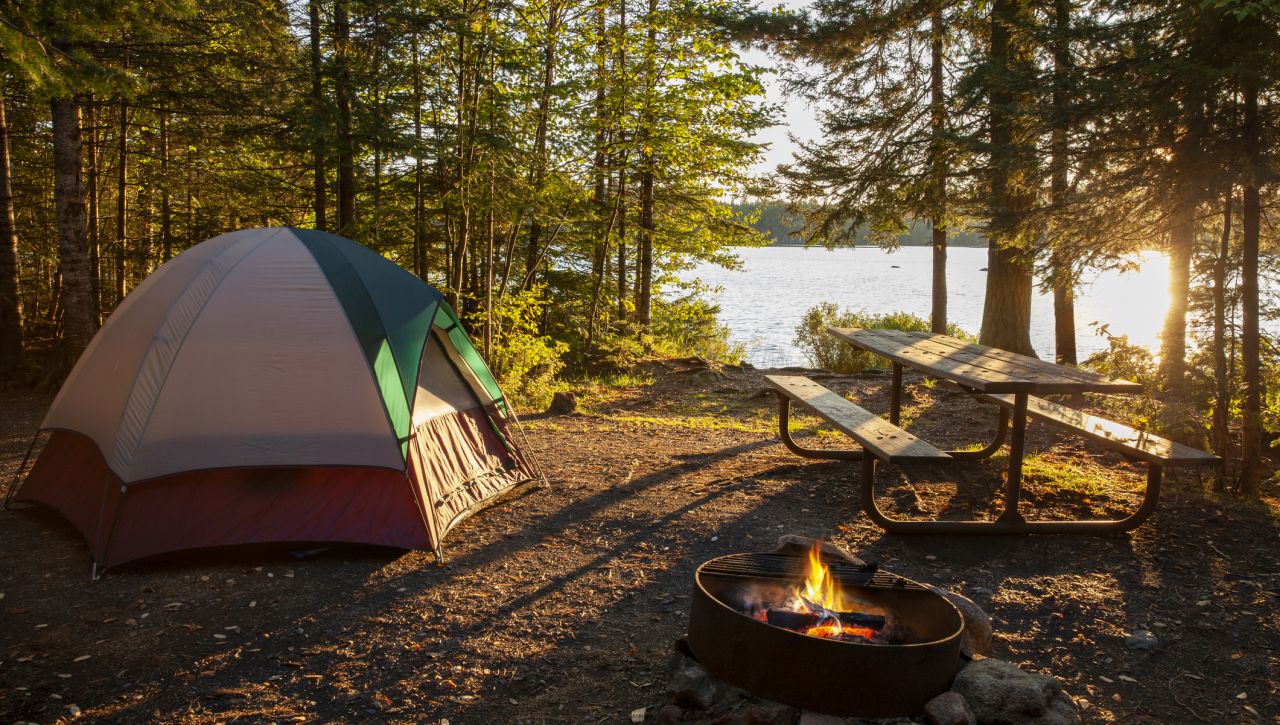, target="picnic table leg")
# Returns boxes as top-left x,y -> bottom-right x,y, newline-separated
889,363 -> 903,426
995,392 -> 1029,526
947,407 -> 1009,460
776,395 -> 865,462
